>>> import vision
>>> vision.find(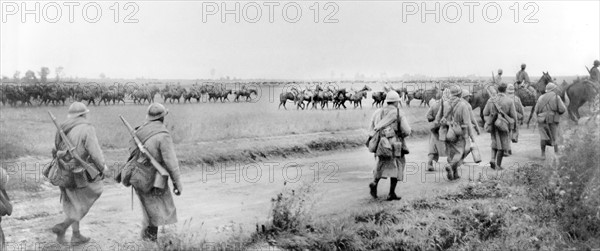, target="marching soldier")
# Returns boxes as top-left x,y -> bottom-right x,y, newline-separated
1,168 -> 12,249
535,83 -> 566,158
462,89 -> 481,137
127,103 -> 183,241
516,63 -> 530,88
426,93 -> 445,172
368,91 -> 411,200
483,83 -> 519,170
51,102 -> 107,245
434,85 -> 473,180
590,60 -> 600,83
494,69 -> 503,85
